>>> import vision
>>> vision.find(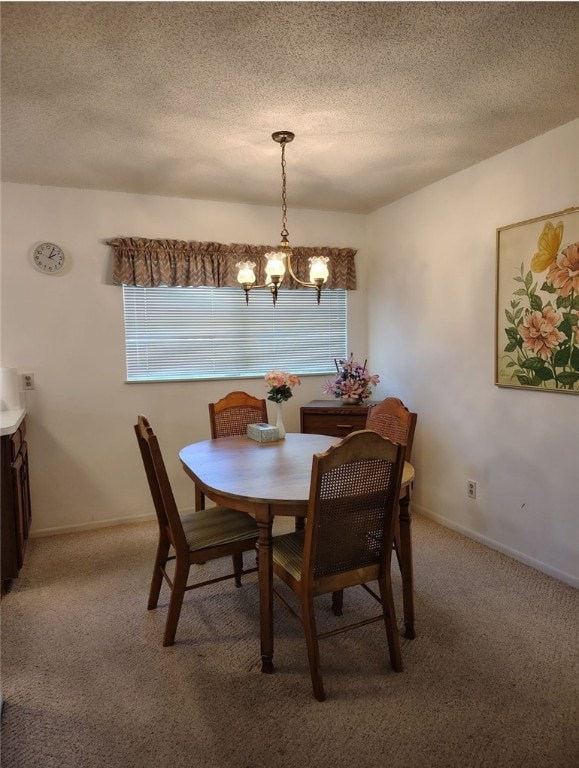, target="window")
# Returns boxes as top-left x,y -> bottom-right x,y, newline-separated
122,285 -> 347,382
